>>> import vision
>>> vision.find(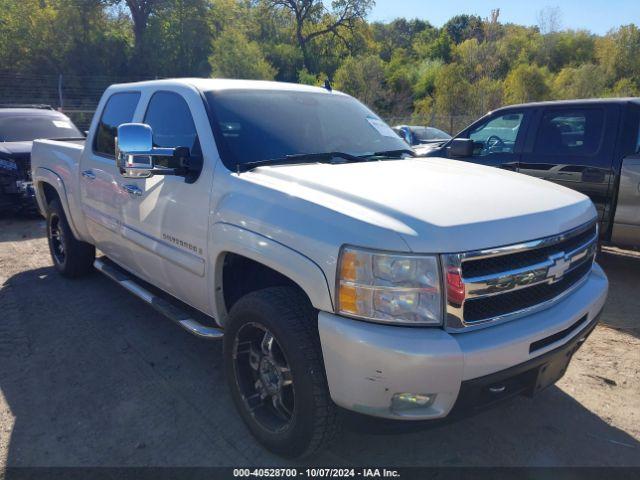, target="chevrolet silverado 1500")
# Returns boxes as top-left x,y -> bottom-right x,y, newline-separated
31,79 -> 608,457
